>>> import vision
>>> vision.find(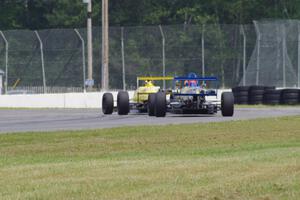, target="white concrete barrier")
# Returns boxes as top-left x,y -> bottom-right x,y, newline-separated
0,91 -> 134,108
0,90 -> 229,108
0,92 -> 101,108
